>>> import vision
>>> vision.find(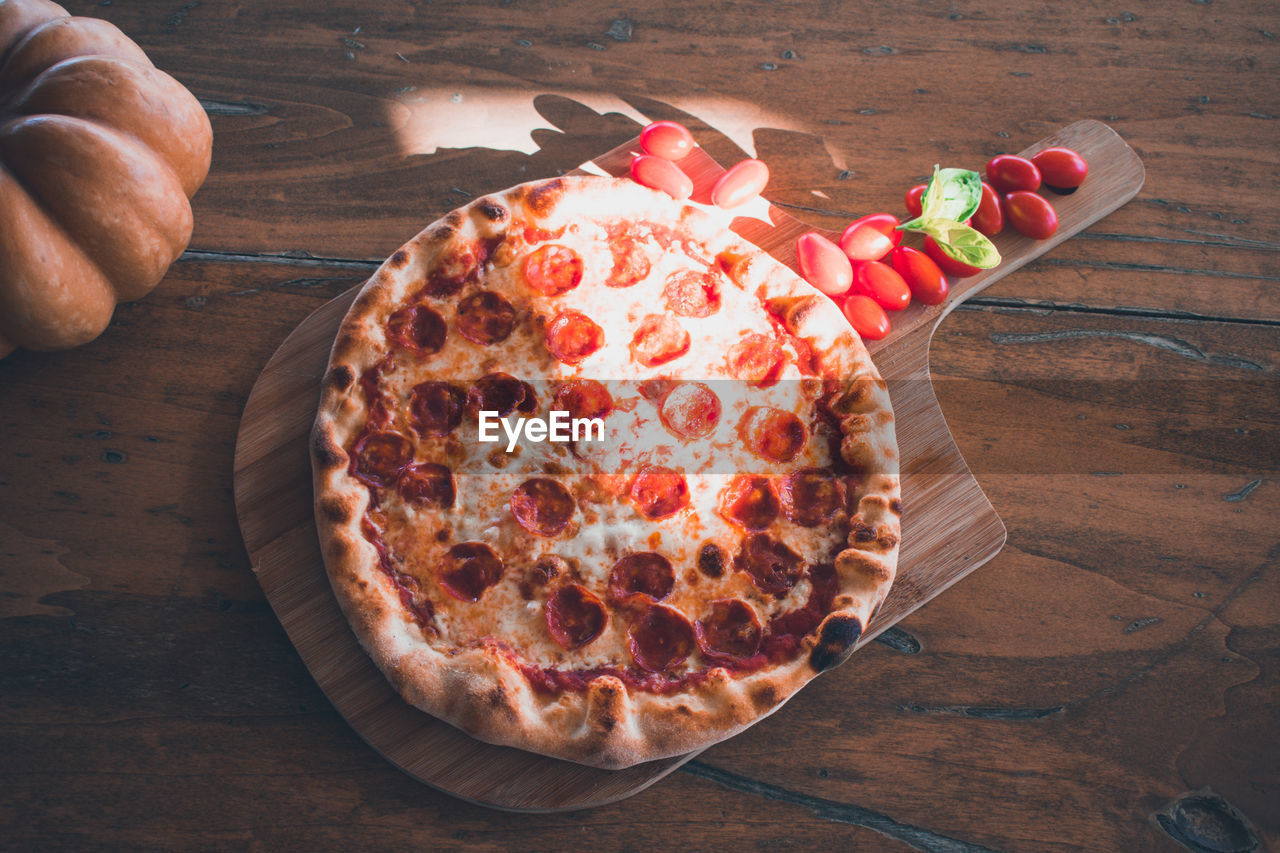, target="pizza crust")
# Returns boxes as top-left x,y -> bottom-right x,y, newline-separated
312,176 -> 899,769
